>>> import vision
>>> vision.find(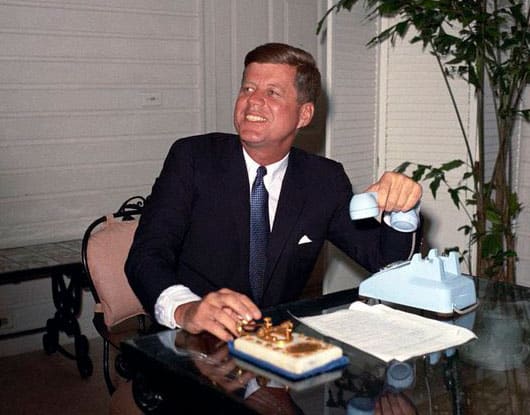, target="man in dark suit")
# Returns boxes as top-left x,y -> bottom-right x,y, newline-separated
125,43 -> 422,341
